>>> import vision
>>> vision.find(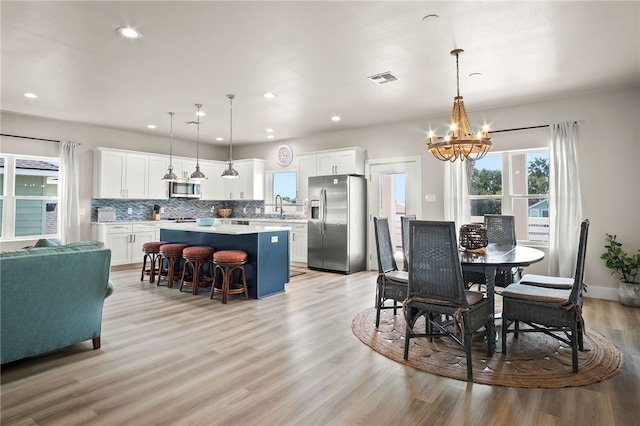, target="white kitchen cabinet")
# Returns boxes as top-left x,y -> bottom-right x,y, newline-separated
92,223 -> 157,266
94,149 -> 149,199
225,159 -> 265,200
199,160 -> 228,200
316,148 -> 365,176
296,153 -> 317,203
148,154 -> 170,199
291,223 -> 308,264
172,158 -> 198,181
